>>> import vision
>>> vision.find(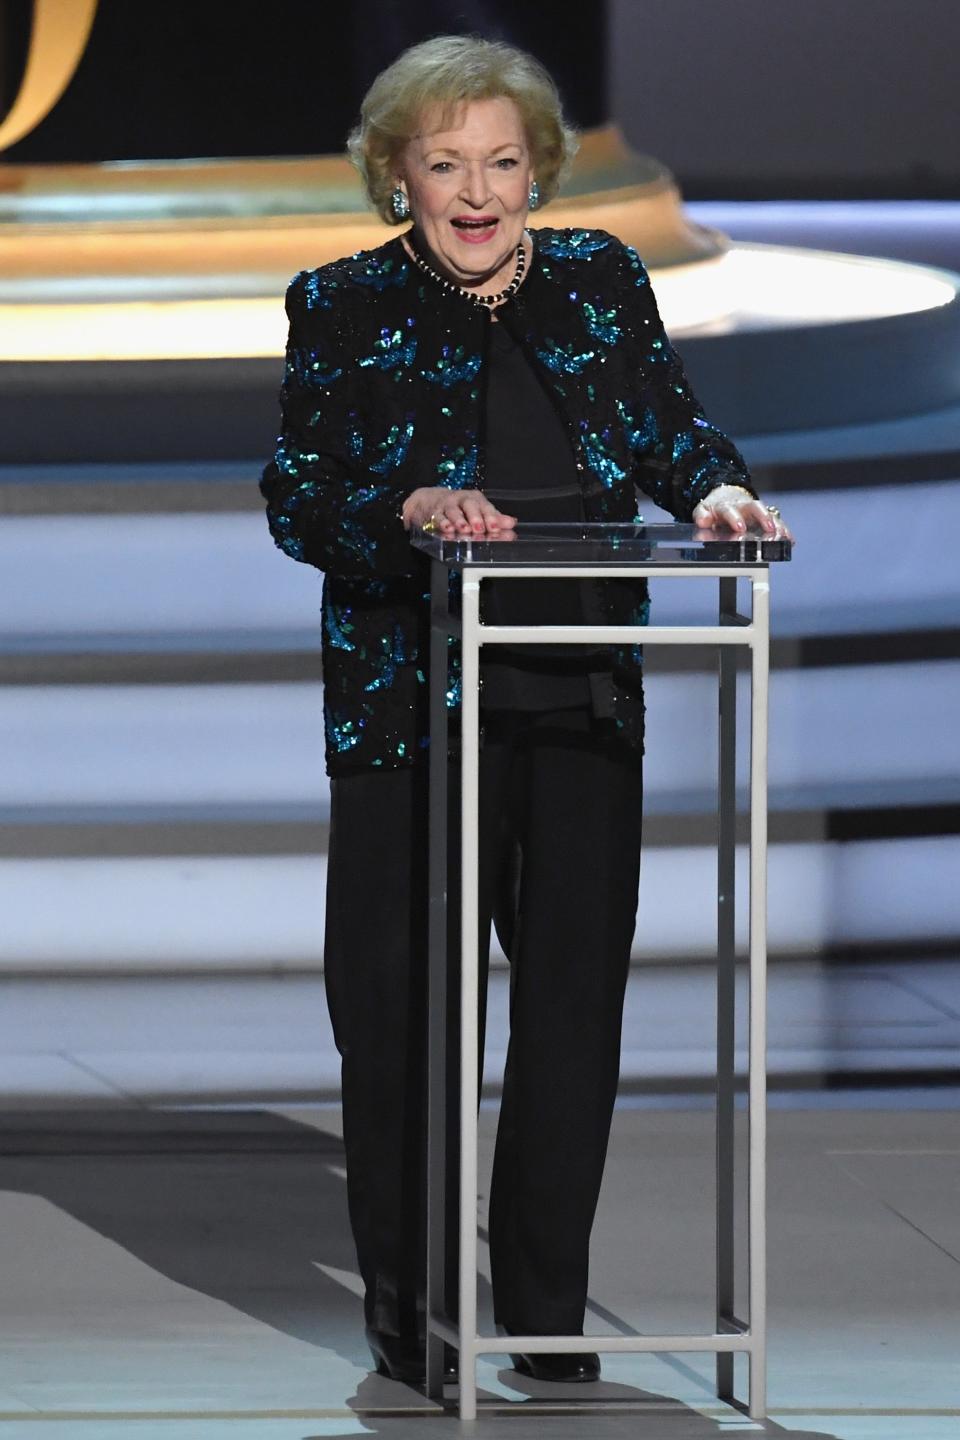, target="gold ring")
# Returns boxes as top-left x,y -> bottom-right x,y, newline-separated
421,516 -> 438,534
766,506 -> 781,520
